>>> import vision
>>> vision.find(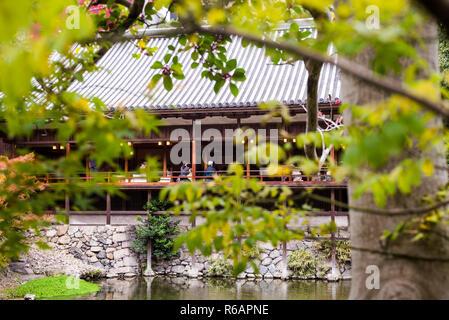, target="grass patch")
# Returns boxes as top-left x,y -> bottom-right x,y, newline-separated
2,275 -> 100,299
